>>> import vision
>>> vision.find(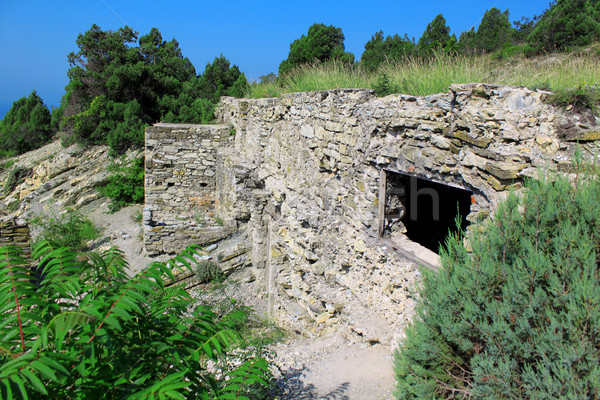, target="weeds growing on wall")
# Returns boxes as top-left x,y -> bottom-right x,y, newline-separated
0,243 -> 272,399
195,260 -> 225,283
